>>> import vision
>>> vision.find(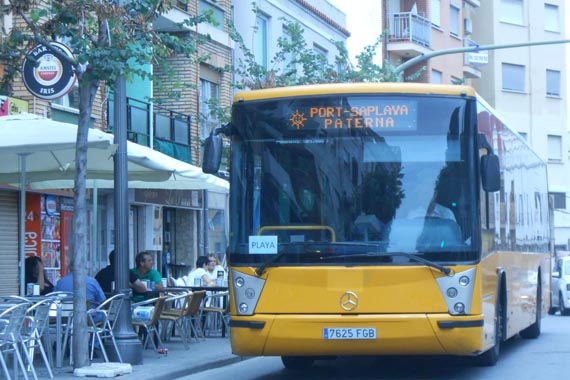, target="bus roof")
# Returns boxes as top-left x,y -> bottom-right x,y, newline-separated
233,83 -> 477,103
